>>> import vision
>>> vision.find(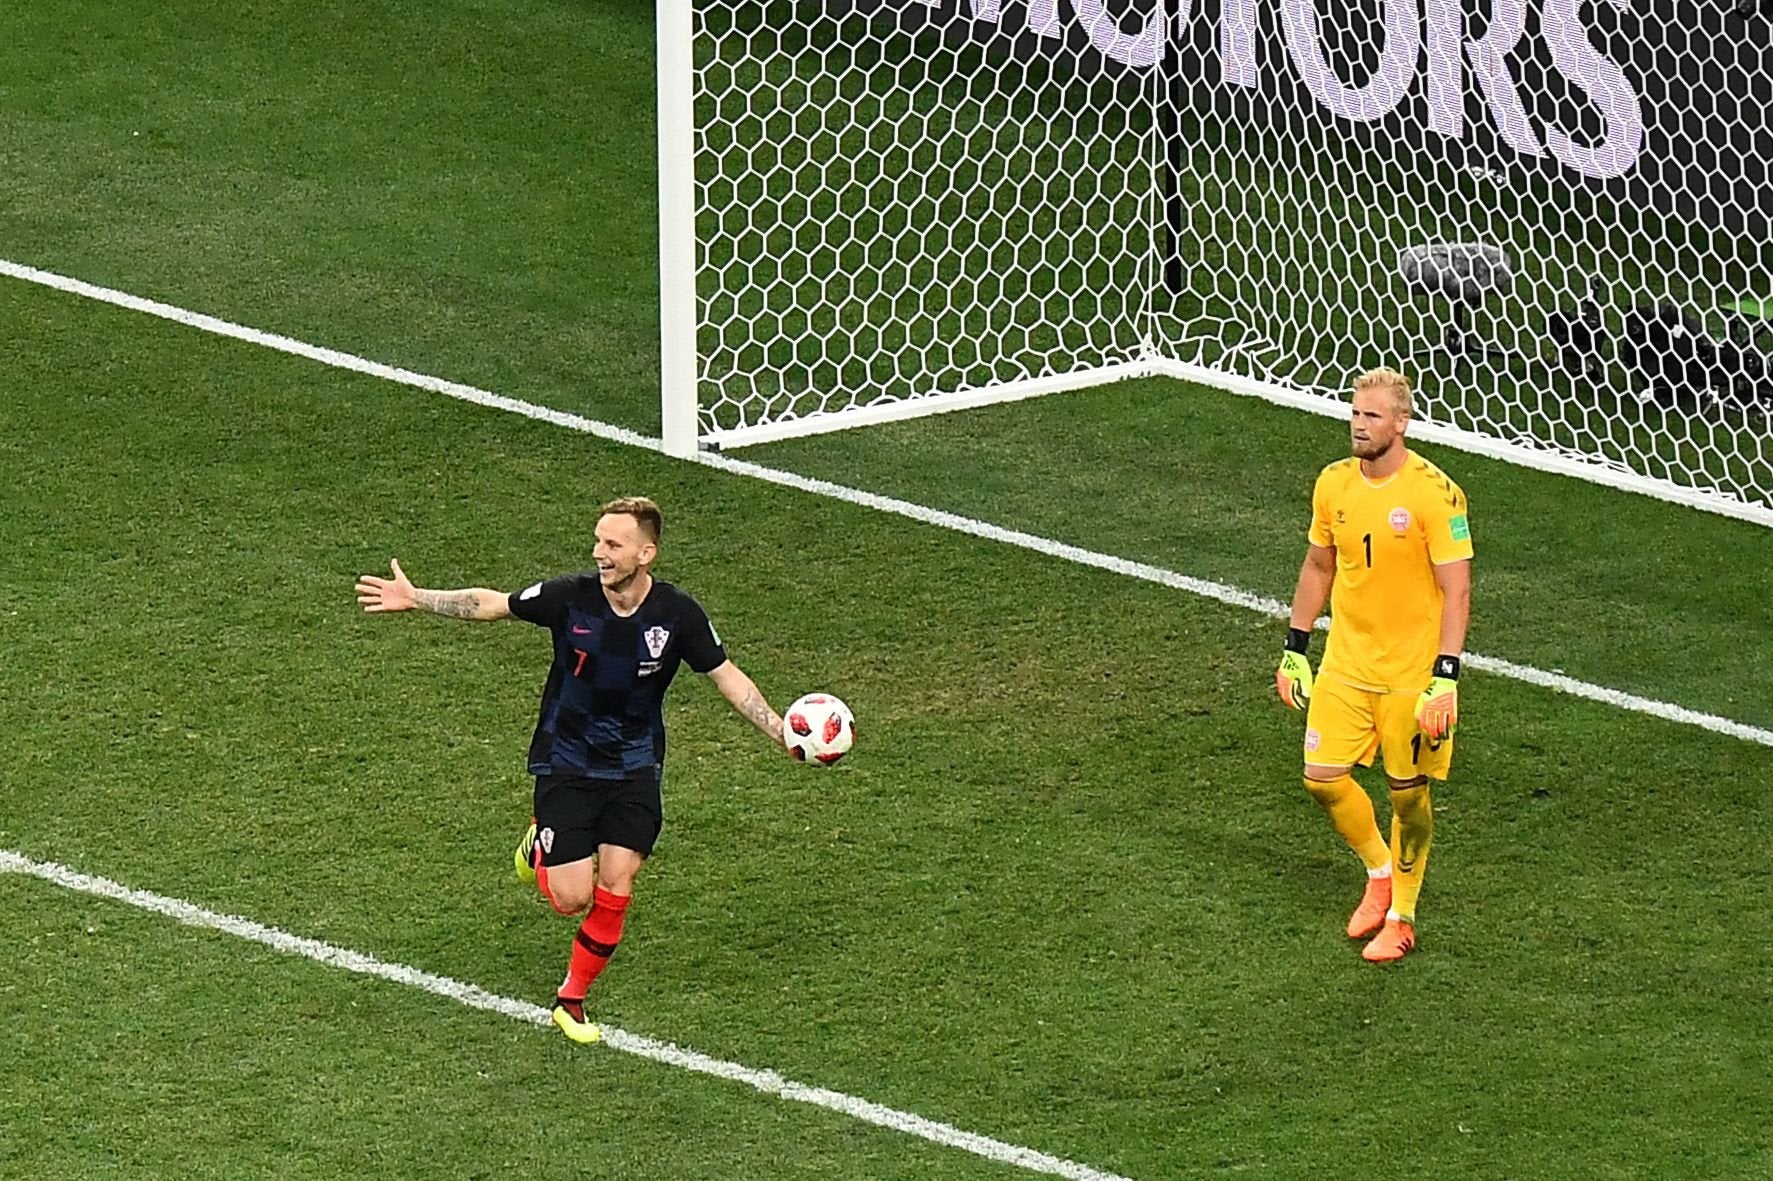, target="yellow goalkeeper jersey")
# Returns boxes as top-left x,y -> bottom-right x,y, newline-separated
1308,450 -> 1473,693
